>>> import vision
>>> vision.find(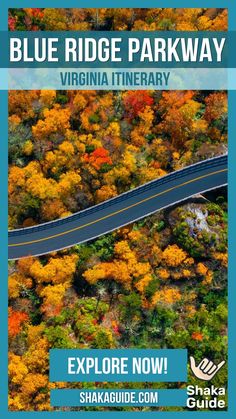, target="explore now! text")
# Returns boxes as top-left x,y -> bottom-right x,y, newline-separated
67,356 -> 168,375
